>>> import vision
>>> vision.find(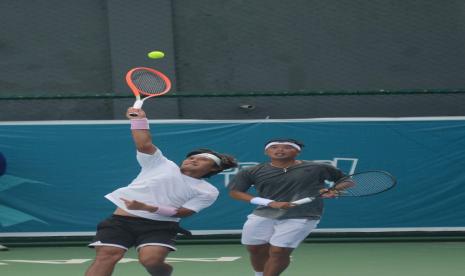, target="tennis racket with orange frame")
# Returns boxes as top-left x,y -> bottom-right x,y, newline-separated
126,67 -> 172,116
